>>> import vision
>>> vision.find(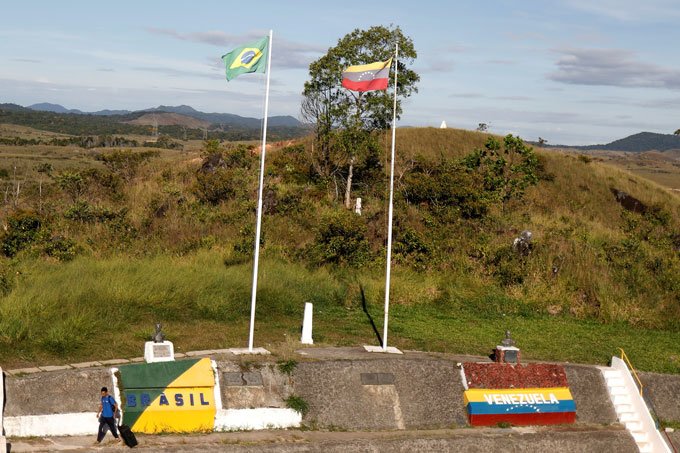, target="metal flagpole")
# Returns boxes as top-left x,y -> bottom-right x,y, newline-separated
382,43 -> 398,351
247,29 -> 273,352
